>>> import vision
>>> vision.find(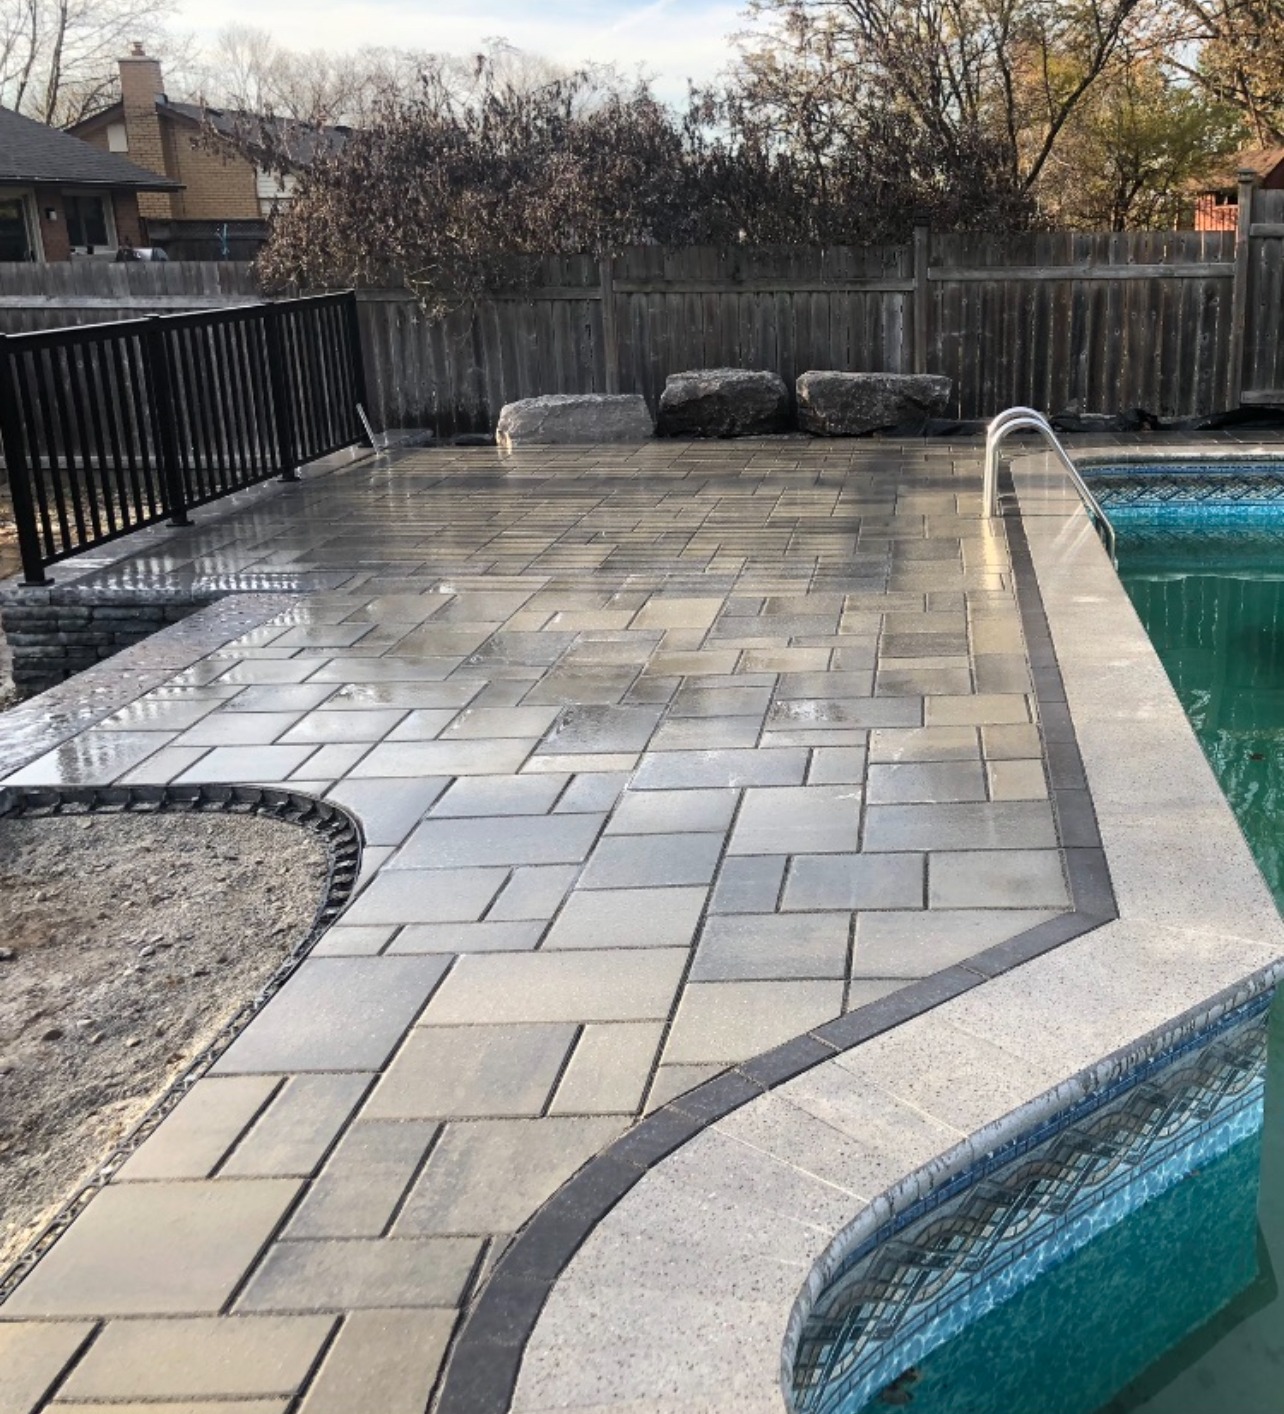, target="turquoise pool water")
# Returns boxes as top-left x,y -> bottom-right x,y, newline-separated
799,484 -> 1284,1414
